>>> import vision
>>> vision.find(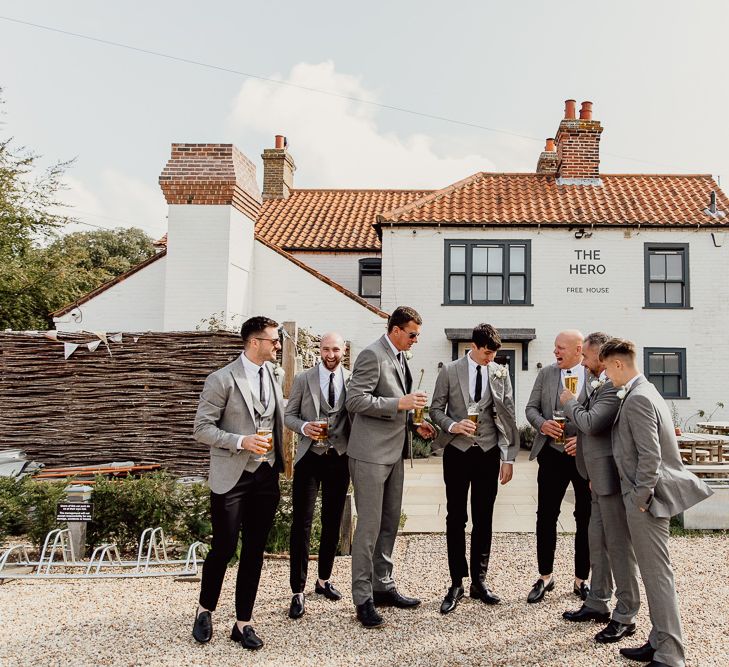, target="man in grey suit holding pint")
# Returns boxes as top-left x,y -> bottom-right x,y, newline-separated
346,306 -> 436,628
601,338 -> 712,667
559,331 -> 640,644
